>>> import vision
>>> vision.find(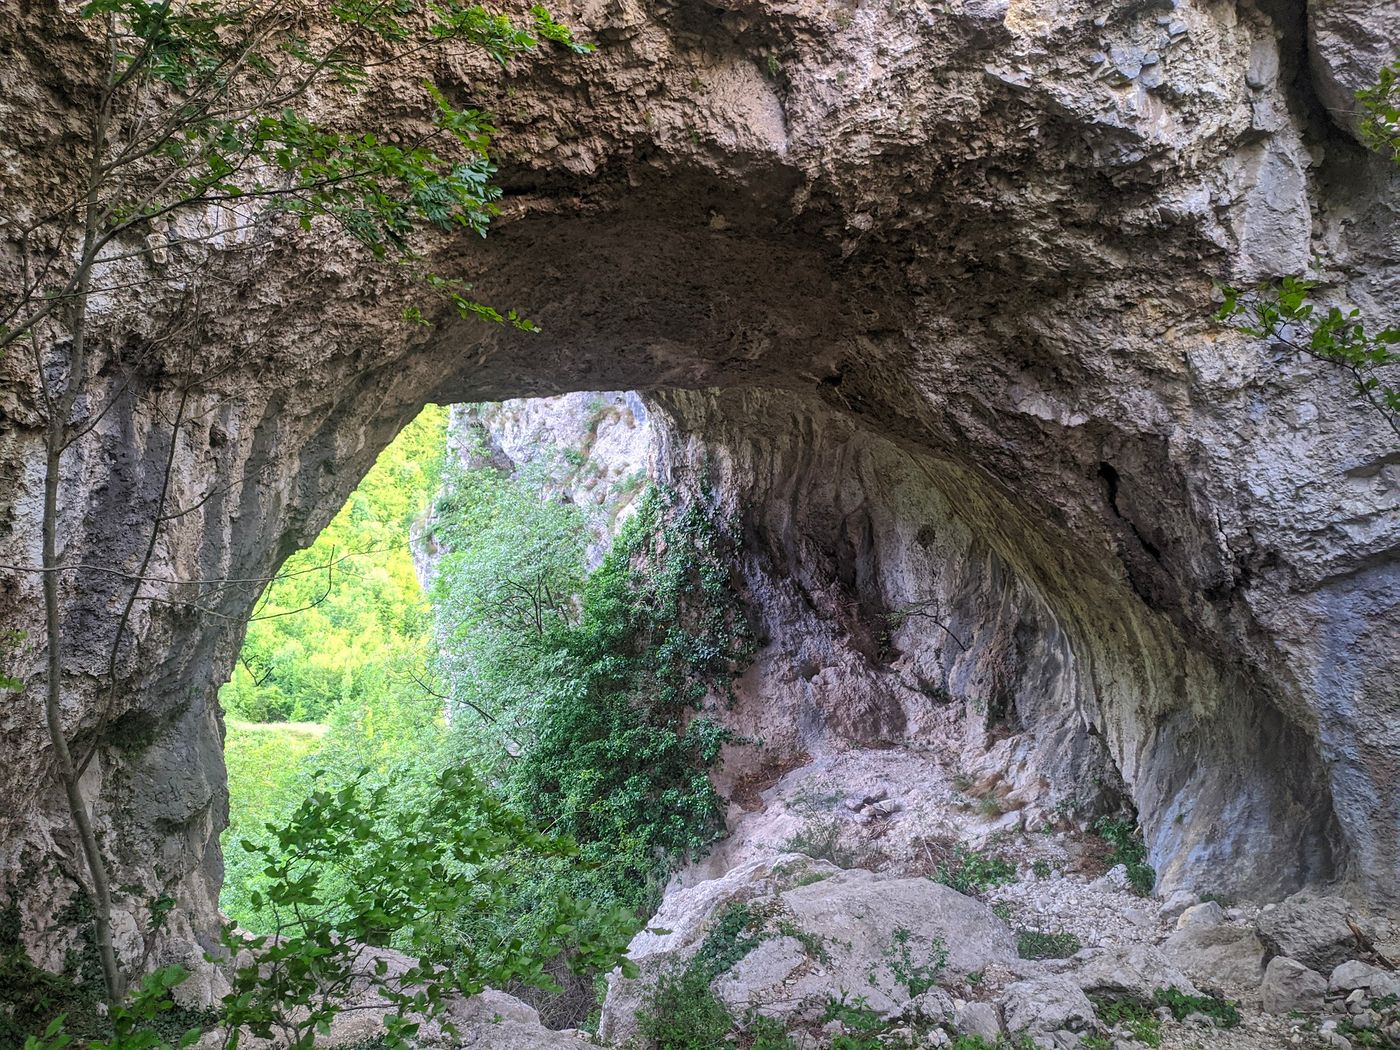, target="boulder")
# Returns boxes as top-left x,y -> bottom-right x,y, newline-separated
457,1022 -> 593,1048
598,854 -> 1018,1043
449,989 -> 542,1026
1074,944 -> 1200,999
1257,894 -> 1370,973
952,1002 -> 1008,1047
1161,924 -> 1267,990
1176,902 -> 1226,930
1000,976 -> 1095,1036
1261,957 -> 1328,1015
908,988 -> 957,1023
954,1001 -> 1004,1042
1329,960 -> 1400,999
1158,890 -> 1200,924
